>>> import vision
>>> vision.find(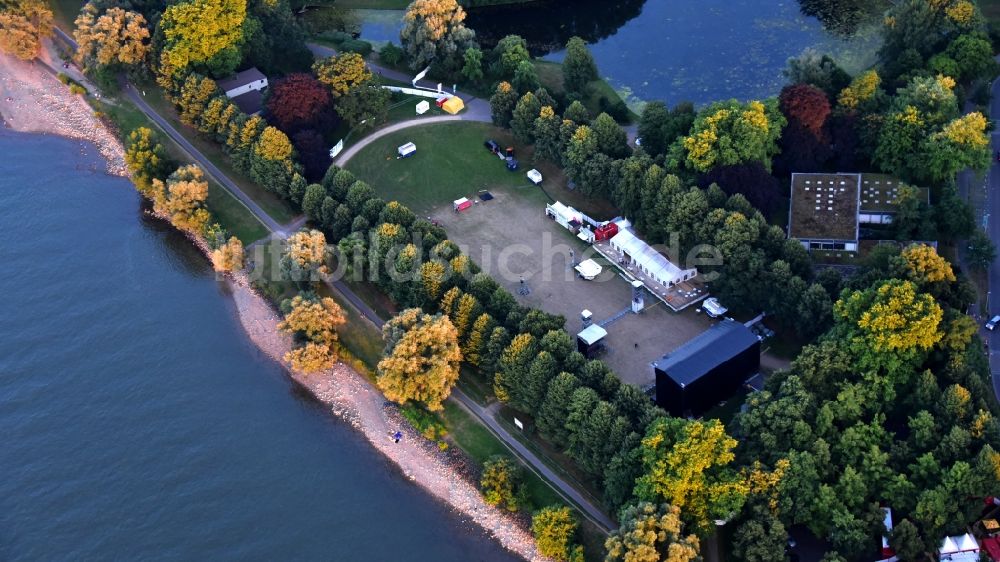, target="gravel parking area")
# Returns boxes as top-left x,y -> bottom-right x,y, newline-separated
431,187 -> 712,387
